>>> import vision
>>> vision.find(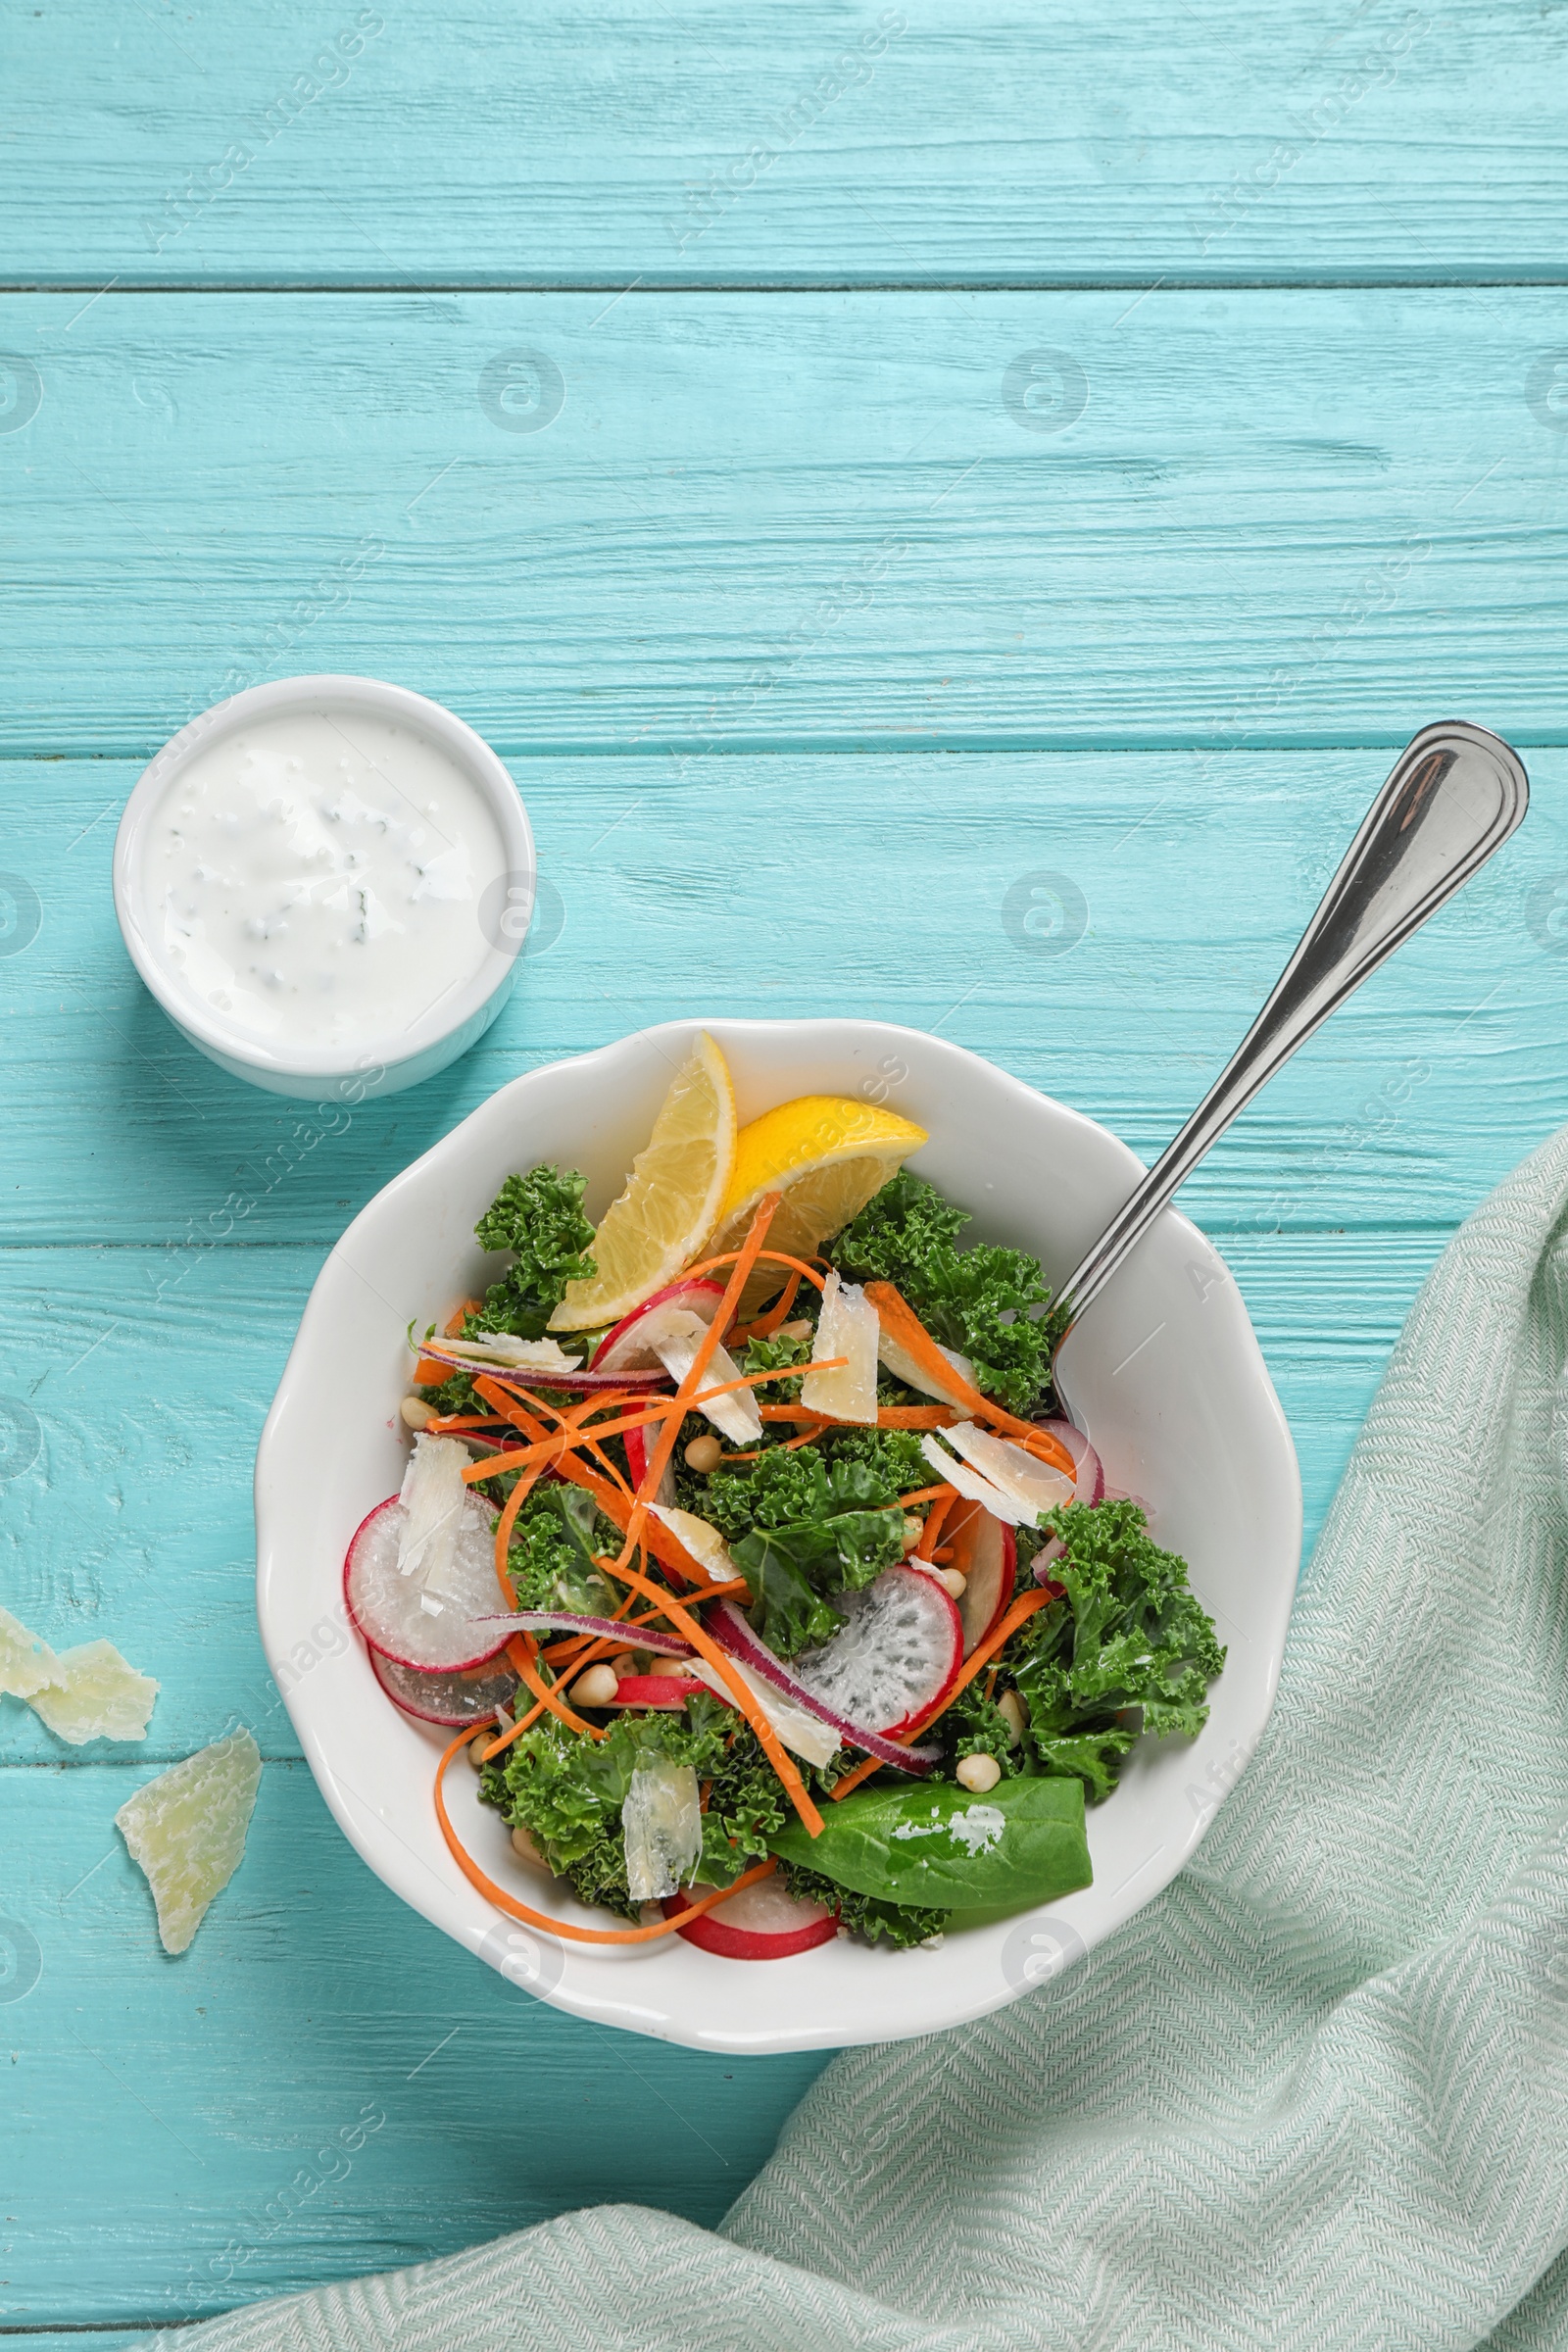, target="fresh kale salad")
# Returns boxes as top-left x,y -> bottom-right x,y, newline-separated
343,1034 -> 1224,1960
